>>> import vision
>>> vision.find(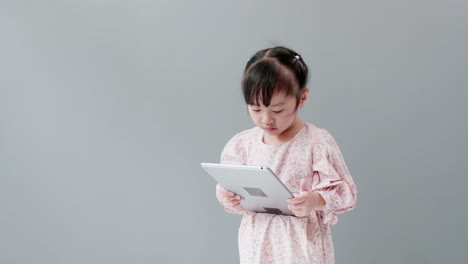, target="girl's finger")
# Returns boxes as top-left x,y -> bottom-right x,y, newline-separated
227,200 -> 240,207
222,191 -> 235,197
225,196 -> 241,202
288,204 -> 301,211
288,197 -> 306,204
